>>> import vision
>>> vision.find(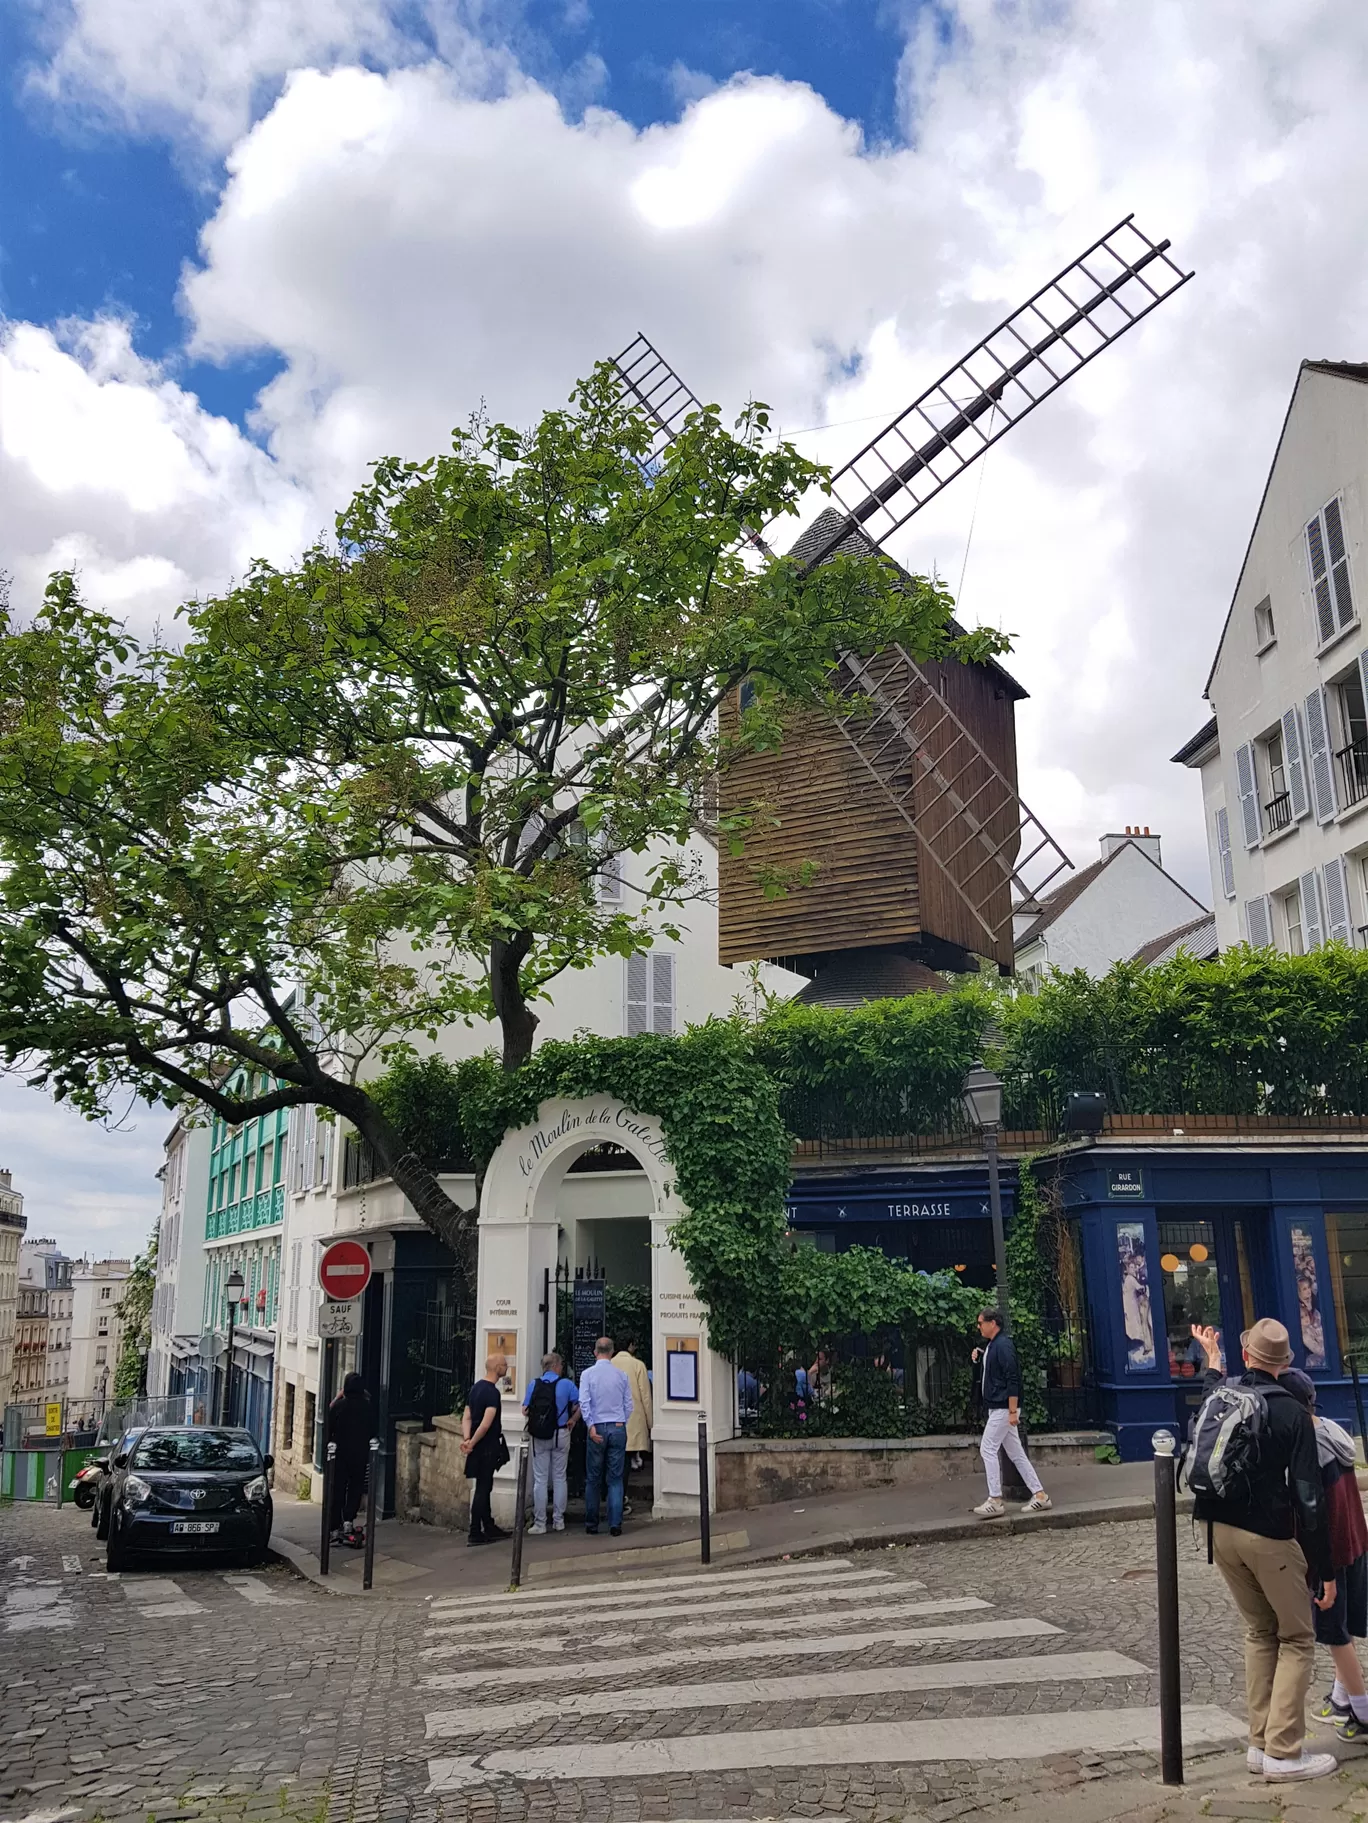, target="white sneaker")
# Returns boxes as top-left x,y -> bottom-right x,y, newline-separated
1021,1492 -> 1052,1513
552,1517 -> 565,1532
528,1522 -> 547,1535
973,1497 -> 1006,1519
1263,1750 -> 1337,1781
1247,1746 -> 1265,1774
